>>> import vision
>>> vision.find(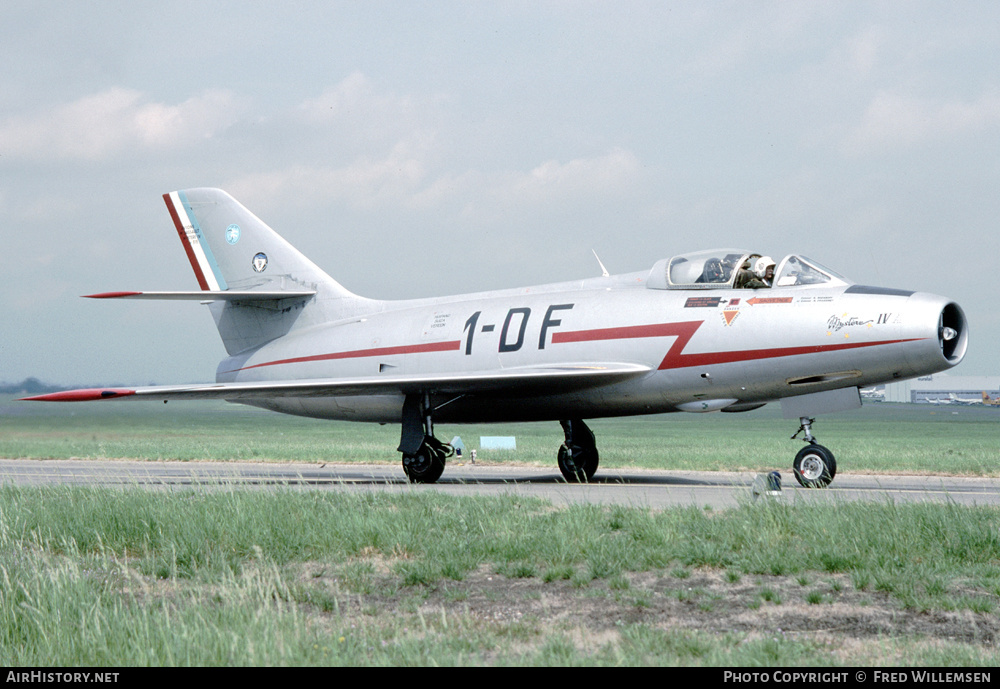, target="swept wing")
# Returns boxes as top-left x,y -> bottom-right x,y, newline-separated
23,362 -> 651,402
84,291 -> 316,302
